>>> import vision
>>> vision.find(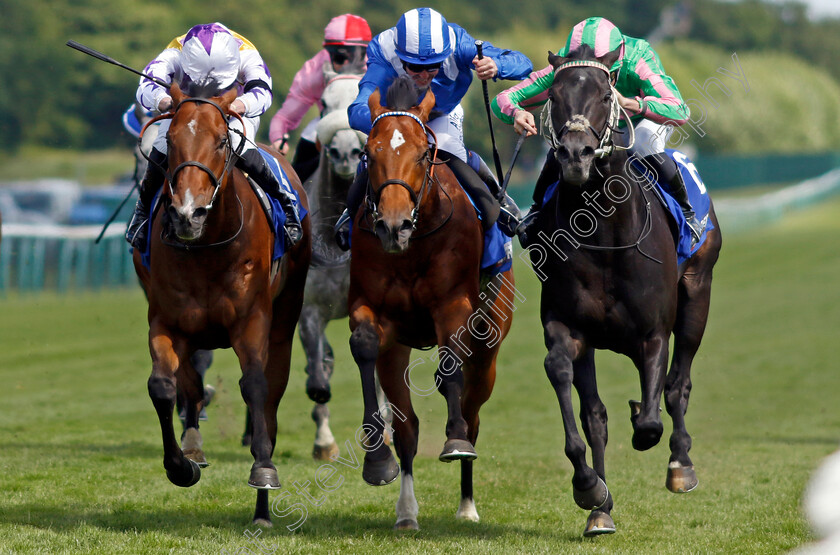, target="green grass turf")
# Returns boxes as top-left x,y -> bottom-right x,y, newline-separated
1,197 -> 838,553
